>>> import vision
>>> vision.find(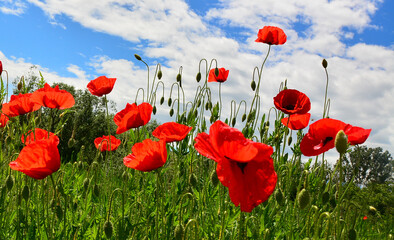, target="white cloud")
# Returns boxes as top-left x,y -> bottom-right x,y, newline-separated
0,0 -> 27,15
3,0 -> 393,160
